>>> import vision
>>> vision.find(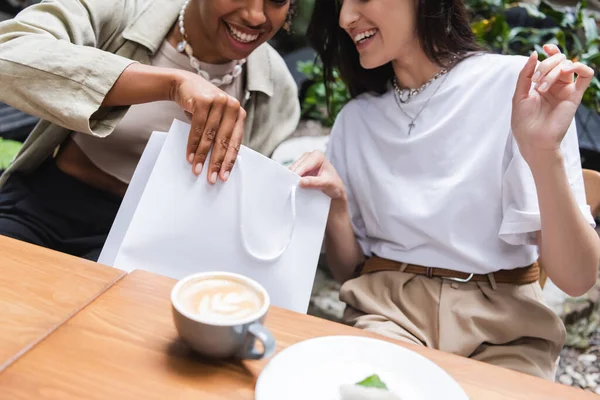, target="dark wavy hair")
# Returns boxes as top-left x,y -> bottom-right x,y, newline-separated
306,0 -> 483,100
